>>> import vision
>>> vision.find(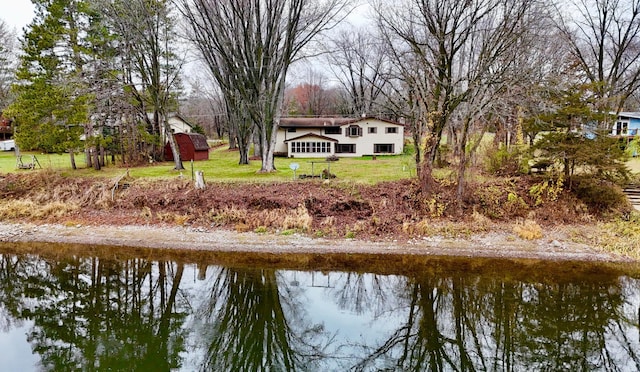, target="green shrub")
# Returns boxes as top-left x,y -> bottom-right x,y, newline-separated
484,145 -> 529,176
529,176 -> 564,206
